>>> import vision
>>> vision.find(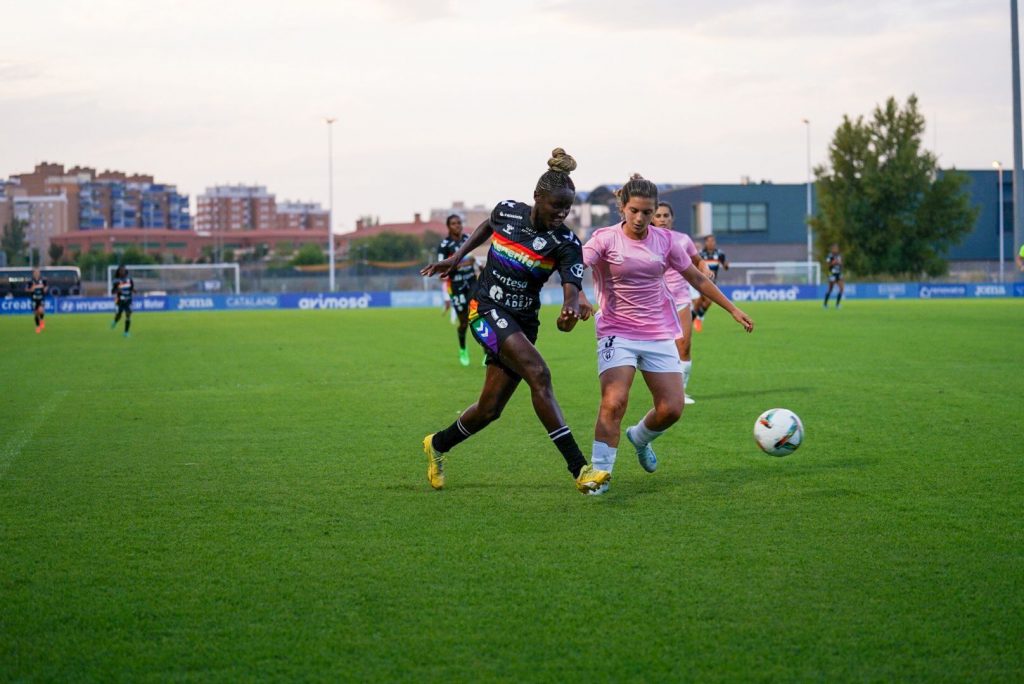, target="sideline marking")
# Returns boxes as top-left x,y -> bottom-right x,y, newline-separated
0,390 -> 67,482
